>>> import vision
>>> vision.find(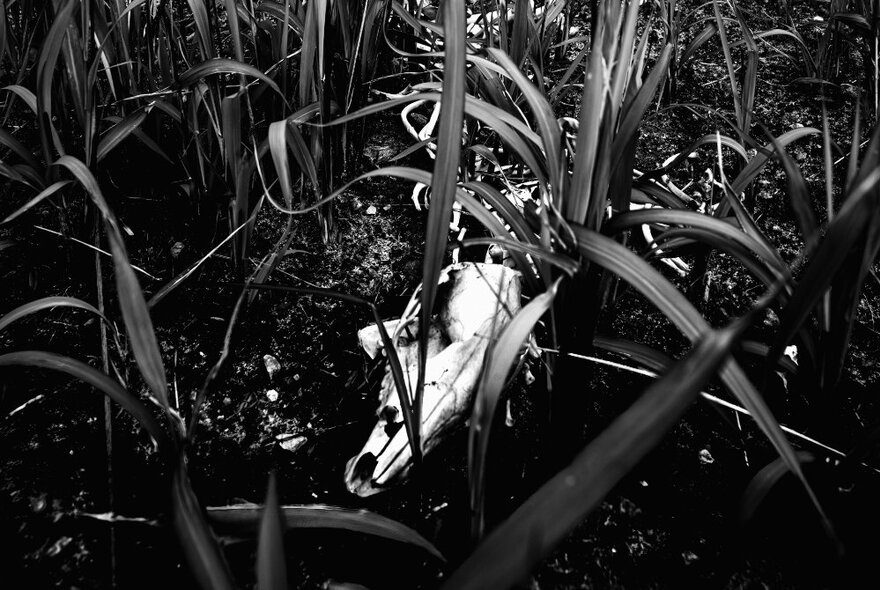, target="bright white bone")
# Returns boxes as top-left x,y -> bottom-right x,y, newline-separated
345,262 -> 522,496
